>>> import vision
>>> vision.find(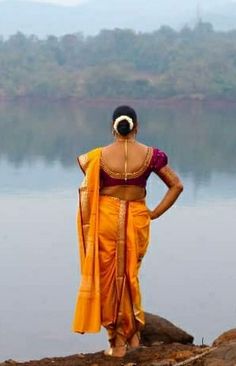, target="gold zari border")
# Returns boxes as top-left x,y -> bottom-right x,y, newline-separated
100,147 -> 153,179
